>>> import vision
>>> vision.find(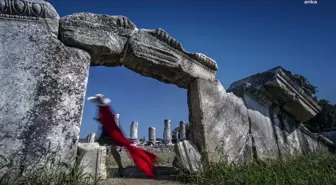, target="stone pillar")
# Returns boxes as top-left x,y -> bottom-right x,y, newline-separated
148,127 -> 156,145
86,133 -> 96,143
0,0 -> 90,174
163,119 -> 172,144
114,114 -> 120,127
130,121 -> 138,144
175,130 -> 180,143
179,121 -> 187,141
